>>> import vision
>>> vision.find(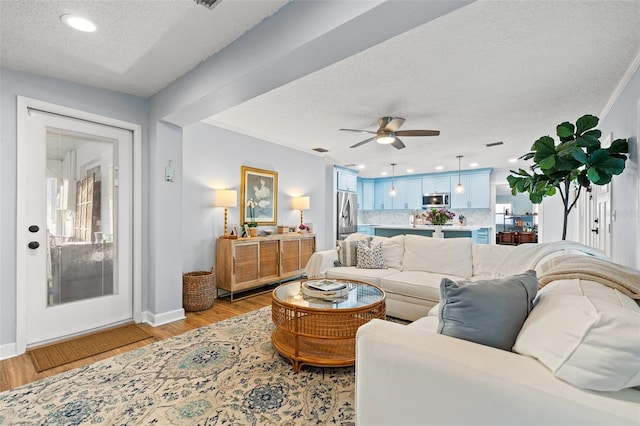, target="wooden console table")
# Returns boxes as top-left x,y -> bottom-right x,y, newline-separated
216,233 -> 315,301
